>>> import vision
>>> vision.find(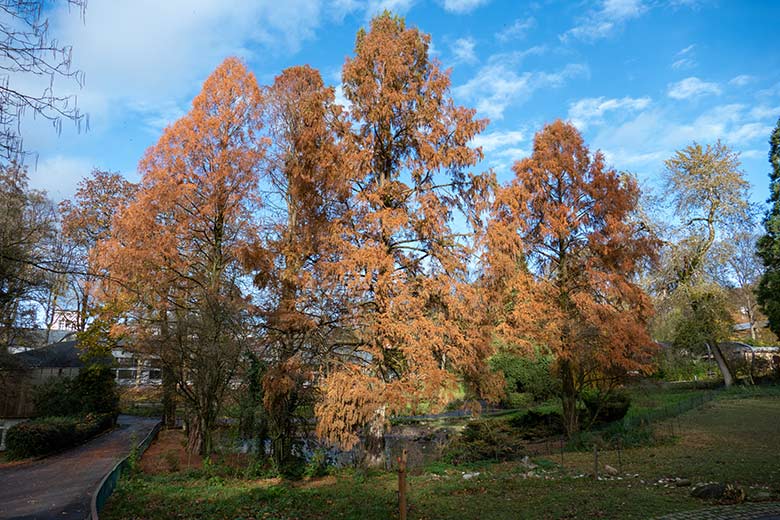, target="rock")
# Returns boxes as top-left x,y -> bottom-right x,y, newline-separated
520,456 -> 538,470
462,472 -> 480,480
675,479 -> 691,487
604,464 -> 619,476
750,491 -> 773,502
691,483 -> 746,503
691,483 -> 727,499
